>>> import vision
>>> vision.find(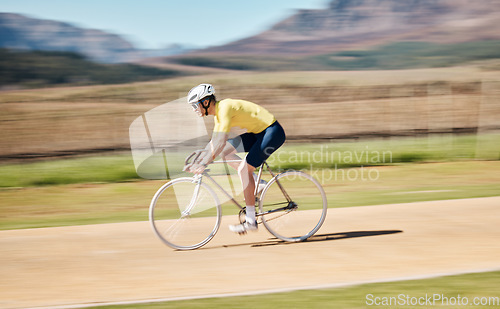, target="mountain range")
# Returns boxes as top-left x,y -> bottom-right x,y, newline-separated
200,0 -> 500,55
2,0 -> 500,64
